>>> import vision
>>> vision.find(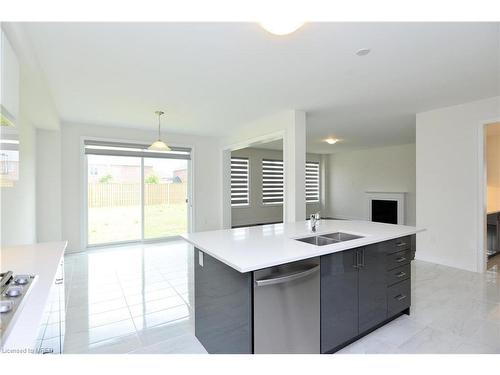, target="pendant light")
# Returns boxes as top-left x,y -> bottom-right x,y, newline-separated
260,20 -> 304,36
148,110 -> 171,151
